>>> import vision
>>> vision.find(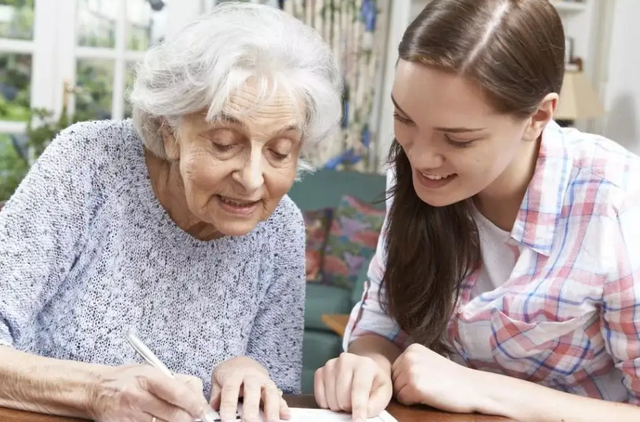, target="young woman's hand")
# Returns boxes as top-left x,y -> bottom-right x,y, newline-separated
211,356 -> 289,422
314,352 -> 393,421
391,344 -> 481,414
